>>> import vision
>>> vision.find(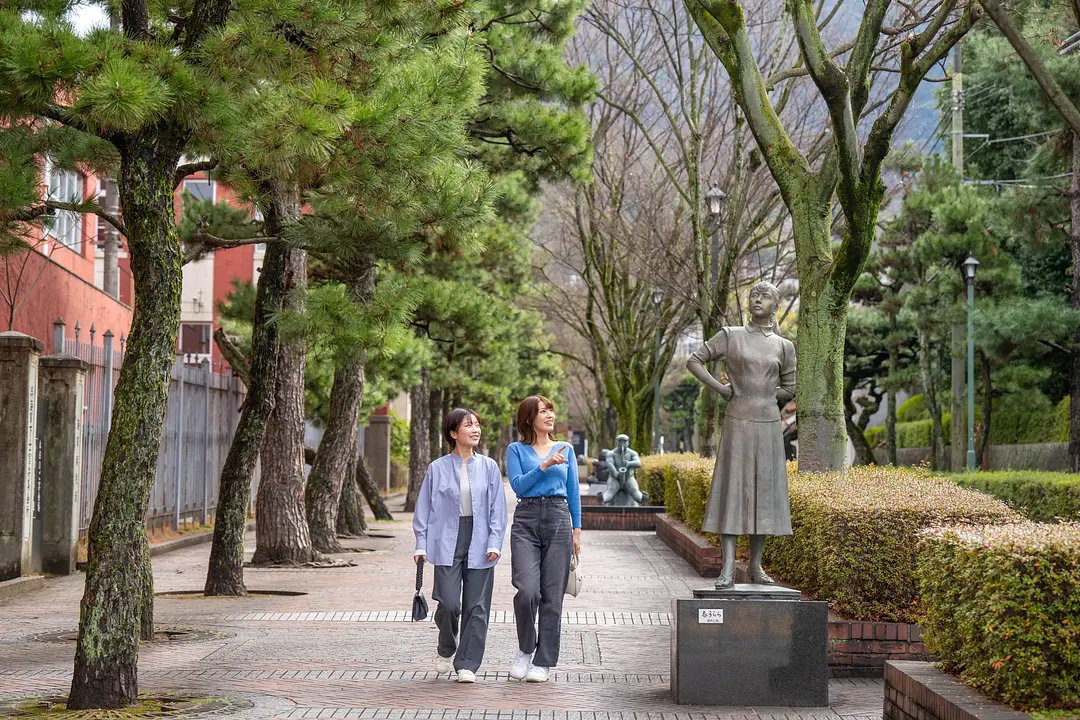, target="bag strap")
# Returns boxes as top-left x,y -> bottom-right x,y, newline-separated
415,556 -> 425,591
